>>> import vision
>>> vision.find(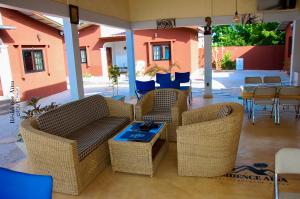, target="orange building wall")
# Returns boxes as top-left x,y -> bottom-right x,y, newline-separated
199,45 -> 285,70
134,28 -> 198,73
78,25 -> 102,76
0,8 -> 67,100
